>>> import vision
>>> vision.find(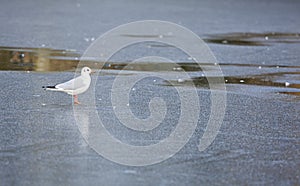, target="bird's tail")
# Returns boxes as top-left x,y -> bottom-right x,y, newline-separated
43,85 -> 67,93
42,85 -> 56,89
42,85 -> 63,91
